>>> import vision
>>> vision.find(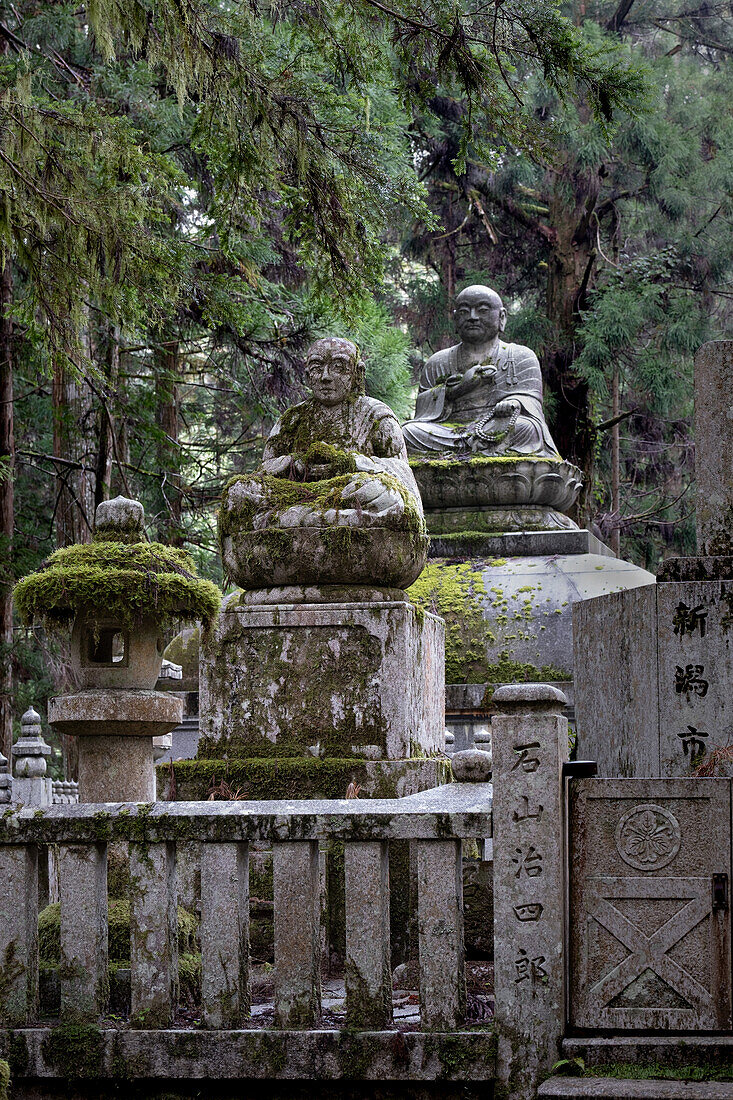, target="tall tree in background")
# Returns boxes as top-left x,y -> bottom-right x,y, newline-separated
394,0 -> 731,553
0,0 -> 647,744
